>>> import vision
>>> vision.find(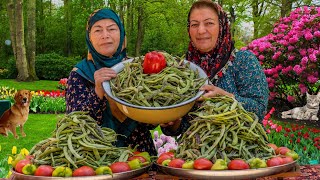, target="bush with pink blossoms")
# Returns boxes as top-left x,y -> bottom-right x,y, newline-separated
153,131 -> 178,156
243,6 -> 320,108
